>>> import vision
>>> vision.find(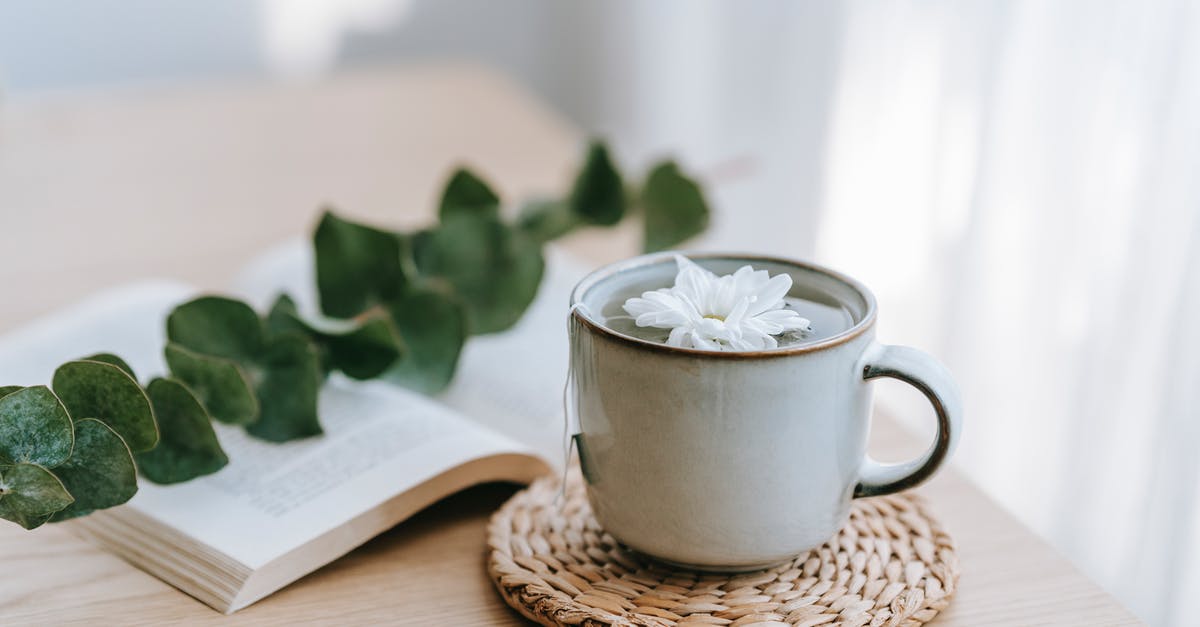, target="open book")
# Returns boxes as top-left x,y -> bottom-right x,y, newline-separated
0,240 -> 586,613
